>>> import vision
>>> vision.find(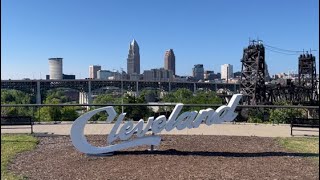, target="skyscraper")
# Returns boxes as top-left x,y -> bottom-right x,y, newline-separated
127,39 -> 140,75
221,64 -> 234,80
89,65 -> 101,79
164,49 -> 176,75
